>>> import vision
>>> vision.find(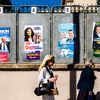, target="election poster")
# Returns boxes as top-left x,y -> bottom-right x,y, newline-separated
92,22 -> 100,57
58,23 -> 76,58
0,27 -> 10,62
24,25 -> 43,60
